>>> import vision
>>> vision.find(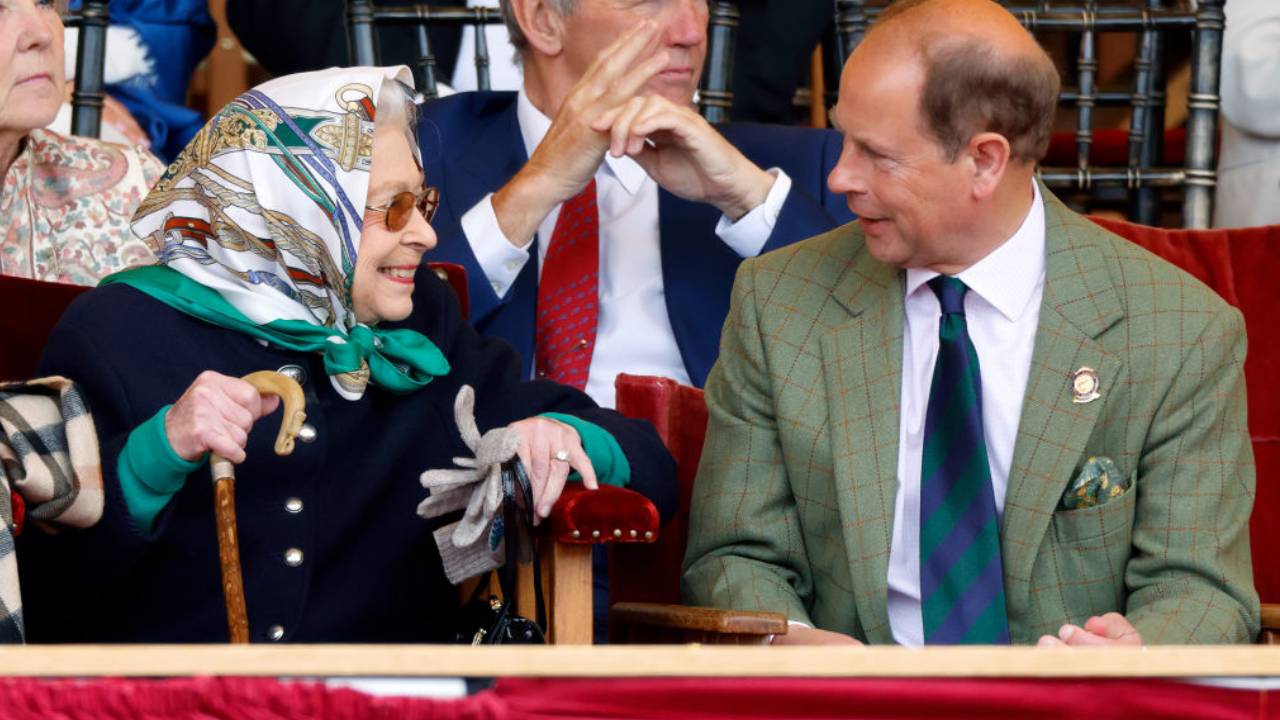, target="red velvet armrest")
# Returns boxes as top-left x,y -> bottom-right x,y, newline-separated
547,484 -> 659,545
